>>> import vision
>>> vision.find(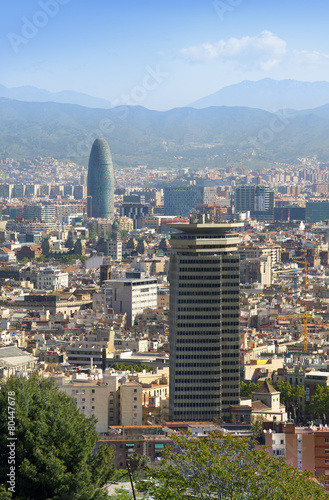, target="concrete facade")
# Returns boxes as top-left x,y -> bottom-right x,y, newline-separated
105,277 -> 158,326
168,220 -> 242,421
264,422 -> 329,491
37,268 -> 69,290
120,381 -> 143,426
